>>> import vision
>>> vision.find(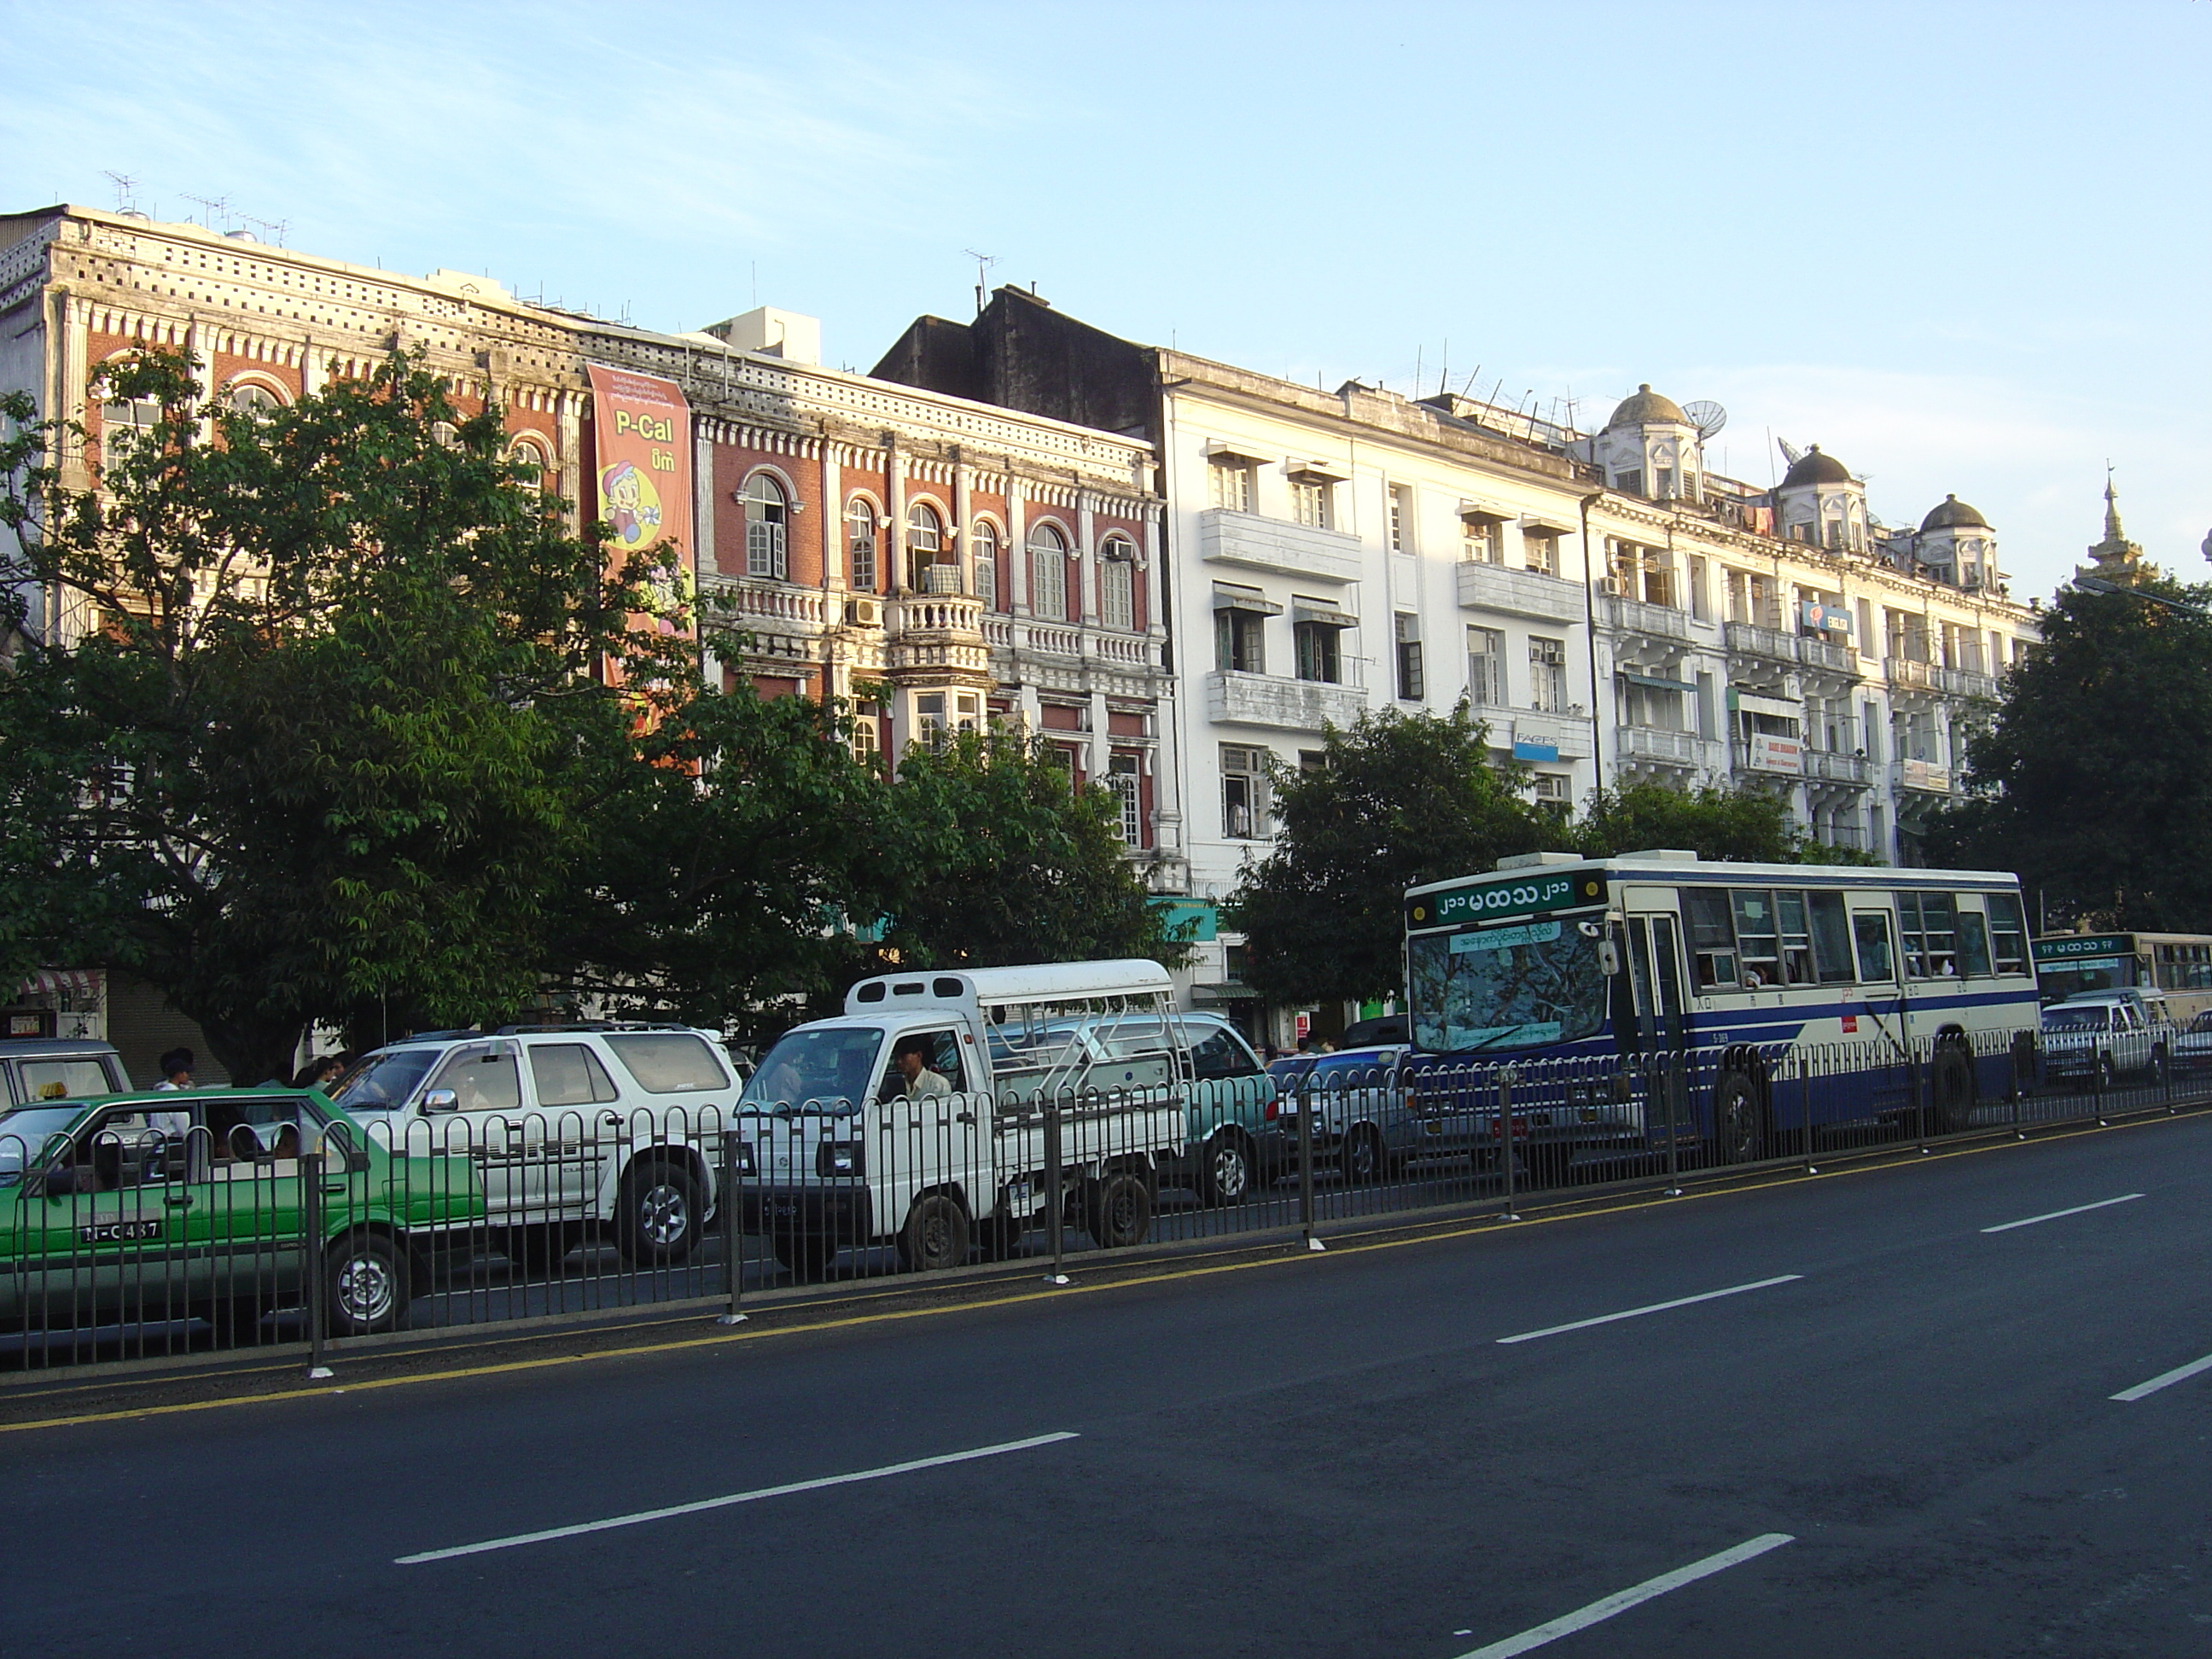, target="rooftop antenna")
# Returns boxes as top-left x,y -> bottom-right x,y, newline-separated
183,193 -> 233,230
963,249 -> 998,317
1459,364 -> 1481,398
242,212 -> 288,246
1437,338 -> 1447,399
1413,346 -> 1423,399
102,172 -> 139,213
